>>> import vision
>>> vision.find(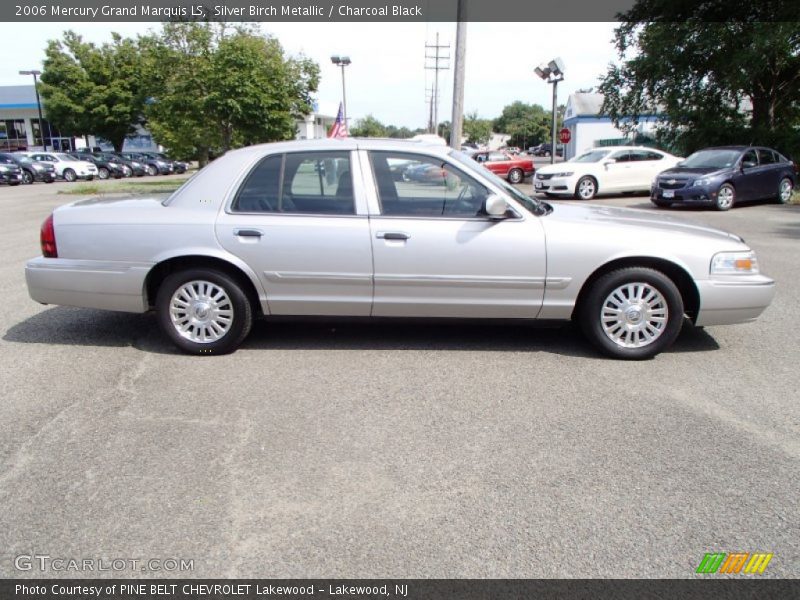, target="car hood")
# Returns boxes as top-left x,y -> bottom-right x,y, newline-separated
657,166 -> 726,178
547,202 -> 744,243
